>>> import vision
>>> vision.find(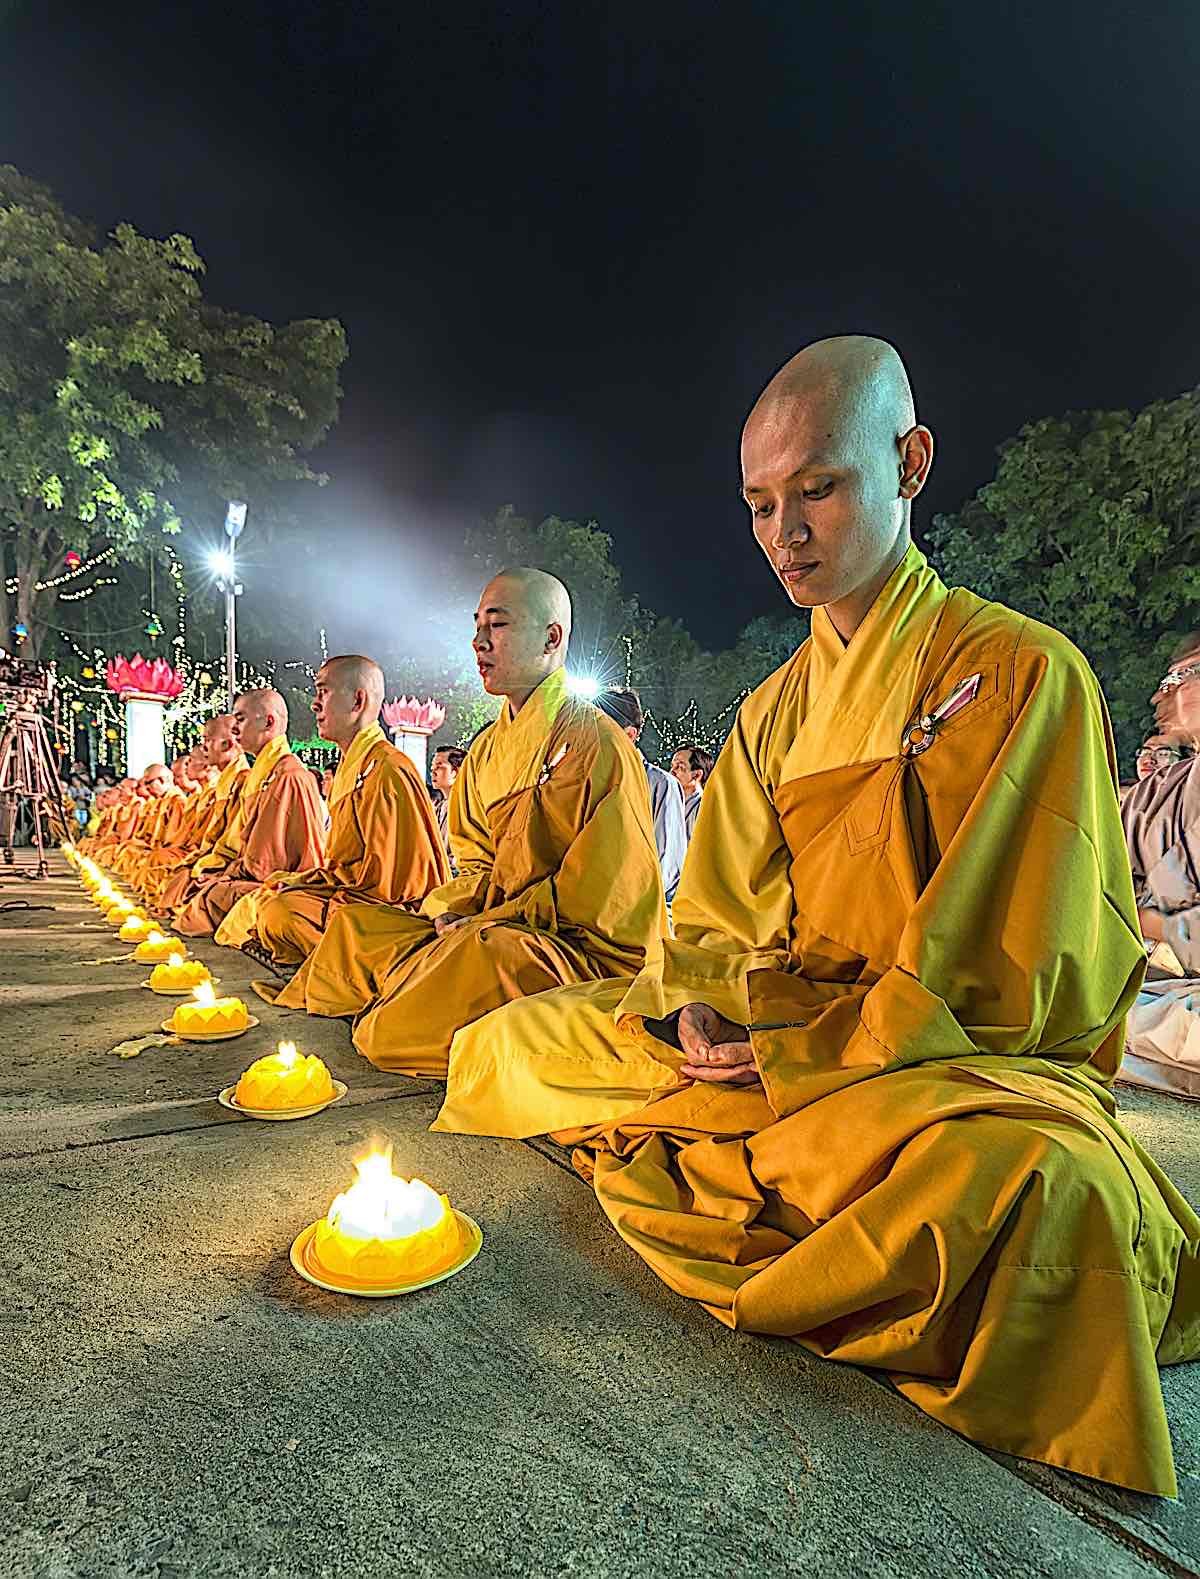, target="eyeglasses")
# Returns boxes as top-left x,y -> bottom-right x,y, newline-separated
1137,747 -> 1188,766
1156,661 -> 1200,694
